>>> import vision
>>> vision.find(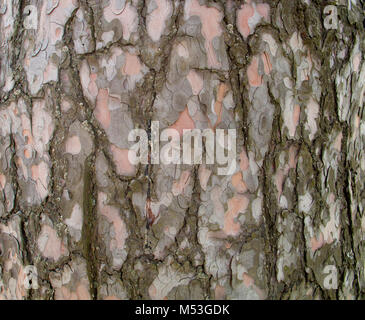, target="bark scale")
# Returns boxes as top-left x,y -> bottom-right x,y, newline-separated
0,0 -> 364,300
